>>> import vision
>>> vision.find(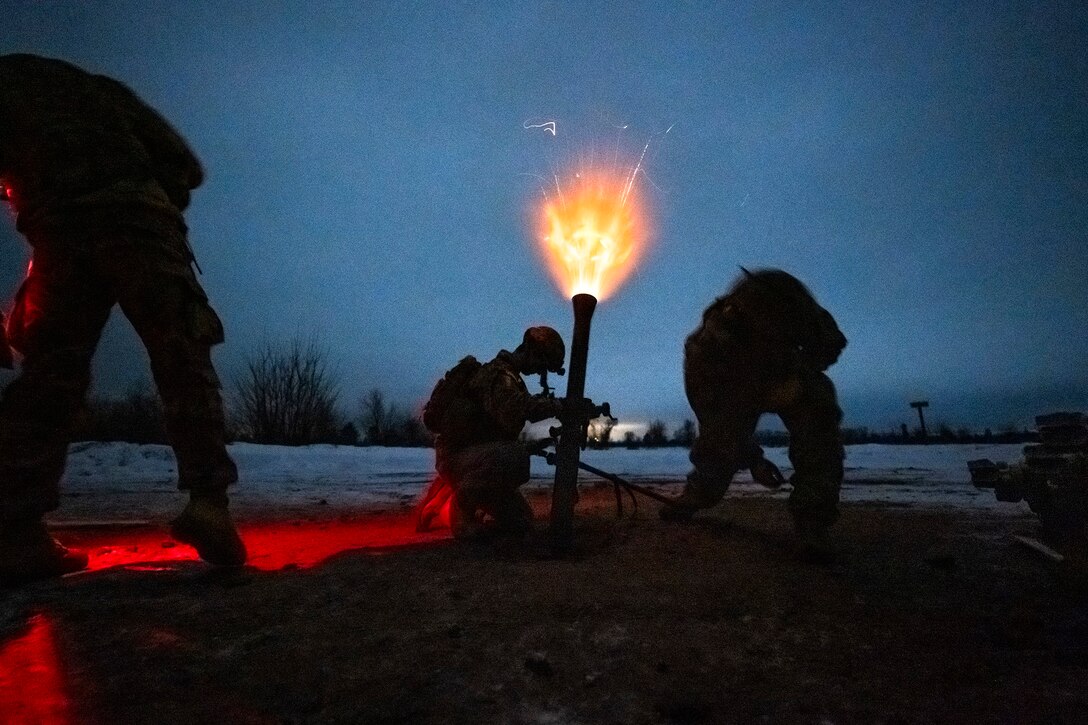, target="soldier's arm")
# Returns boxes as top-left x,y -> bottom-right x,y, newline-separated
94,75 -> 204,206
525,393 -> 562,423
801,307 -> 847,372
479,370 -> 558,436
